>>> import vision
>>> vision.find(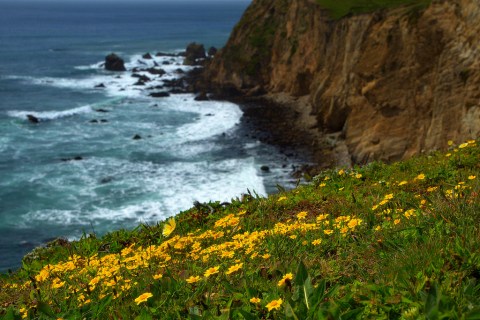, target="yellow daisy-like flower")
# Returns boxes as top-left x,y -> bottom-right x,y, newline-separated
277,196 -> 287,202
277,273 -> 293,287
338,169 -> 345,175
355,173 -> 363,179
289,235 -> 297,239
415,174 -> 426,180
296,211 -> 308,220
398,180 -> 408,186
468,175 -> 476,180
226,263 -> 243,275
459,143 -> 469,149
324,229 -> 333,235
316,214 -> 329,222
266,298 -> 283,311
312,239 -> 322,246
134,292 -> 153,305
162,218 -> 176,237
262,253 -> 271,259
186,275 -> 201,284
448,140 -> 454,146
204,266 -> 220,278
153,273 -> 163,280
394,219 -> 401,225
250,297 -> 261,304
